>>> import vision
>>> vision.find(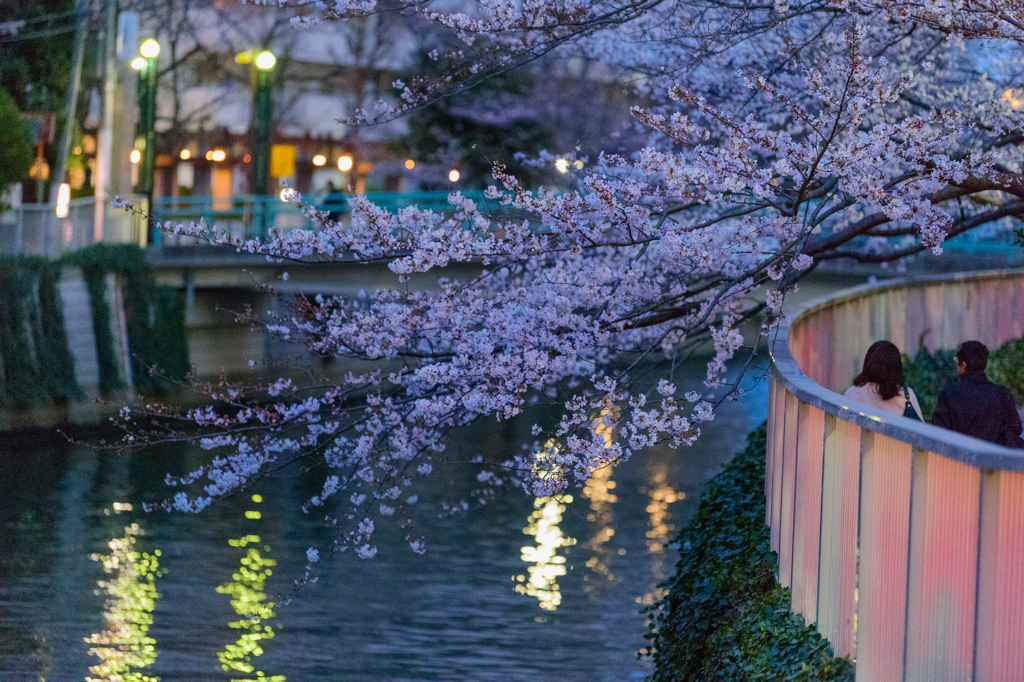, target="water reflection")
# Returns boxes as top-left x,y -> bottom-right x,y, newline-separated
639,468 -> 683,607
581,464 -> 617,593
216,494 -> 285,682
515,494 -> 577,611
581,404 -> 620,593
84,522 -> 161,682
